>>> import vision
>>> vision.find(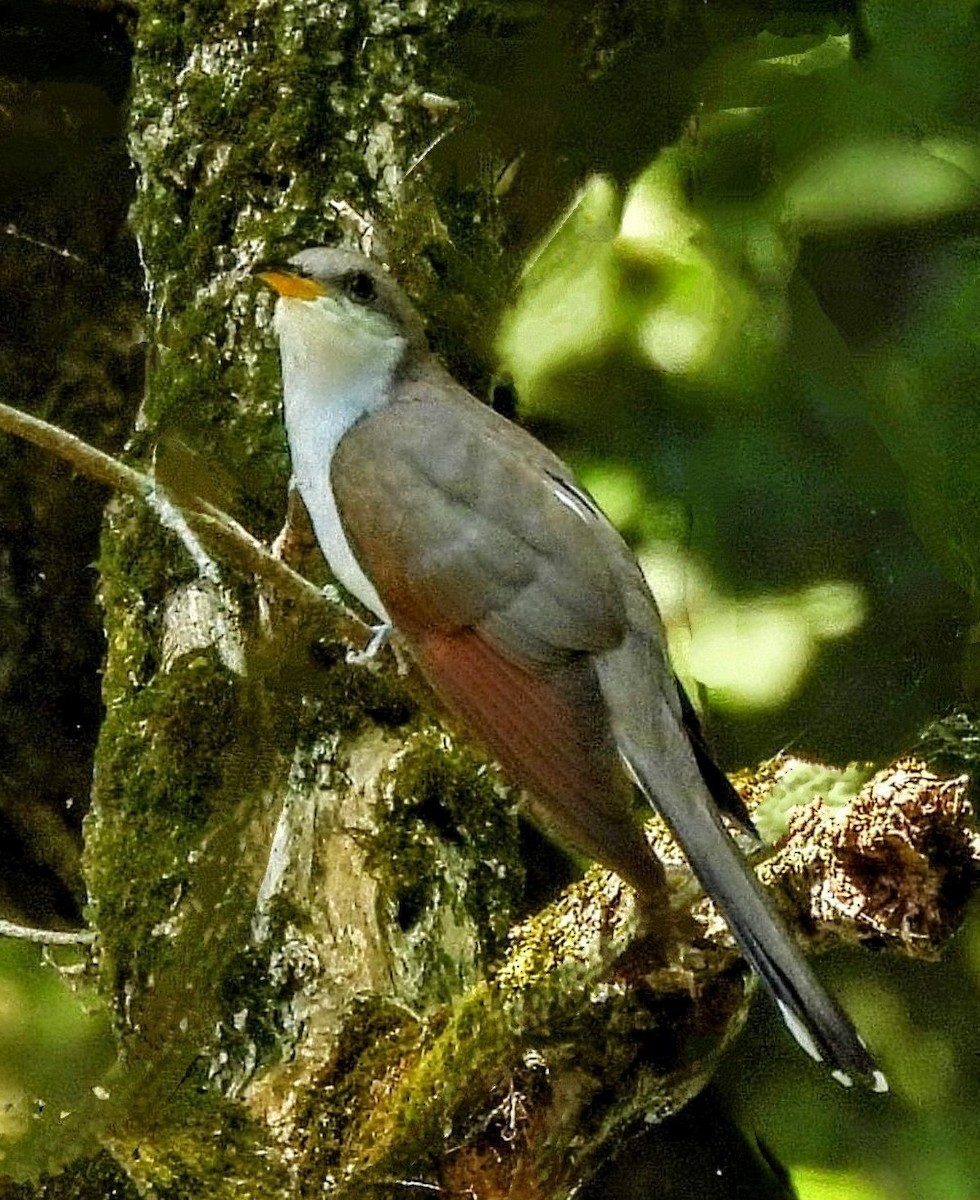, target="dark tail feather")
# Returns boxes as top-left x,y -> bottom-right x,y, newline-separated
624,748 -> 887,1092
675,680 -> 759,840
